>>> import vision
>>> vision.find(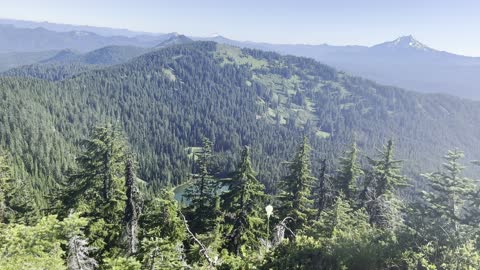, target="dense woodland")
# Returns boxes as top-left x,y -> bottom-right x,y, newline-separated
1,41 -> 480,269
2,126 -> 480,269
